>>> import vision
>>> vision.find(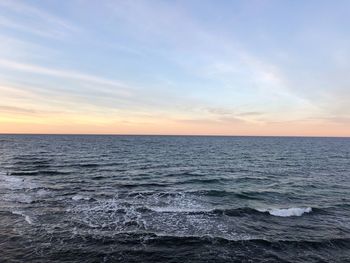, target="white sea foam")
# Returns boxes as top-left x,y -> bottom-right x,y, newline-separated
0,172 -> 48,205
72,195 -> 91,201
24,215 -> 33,225
12,211 -> 34,225
3,193 -> 33,204
36,189 -> 50,197
154,232 -> 255,242
145,192 -> 207,213
147,206 -> 212,213
0,172 -> 38,190
259,207 -> 312,217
